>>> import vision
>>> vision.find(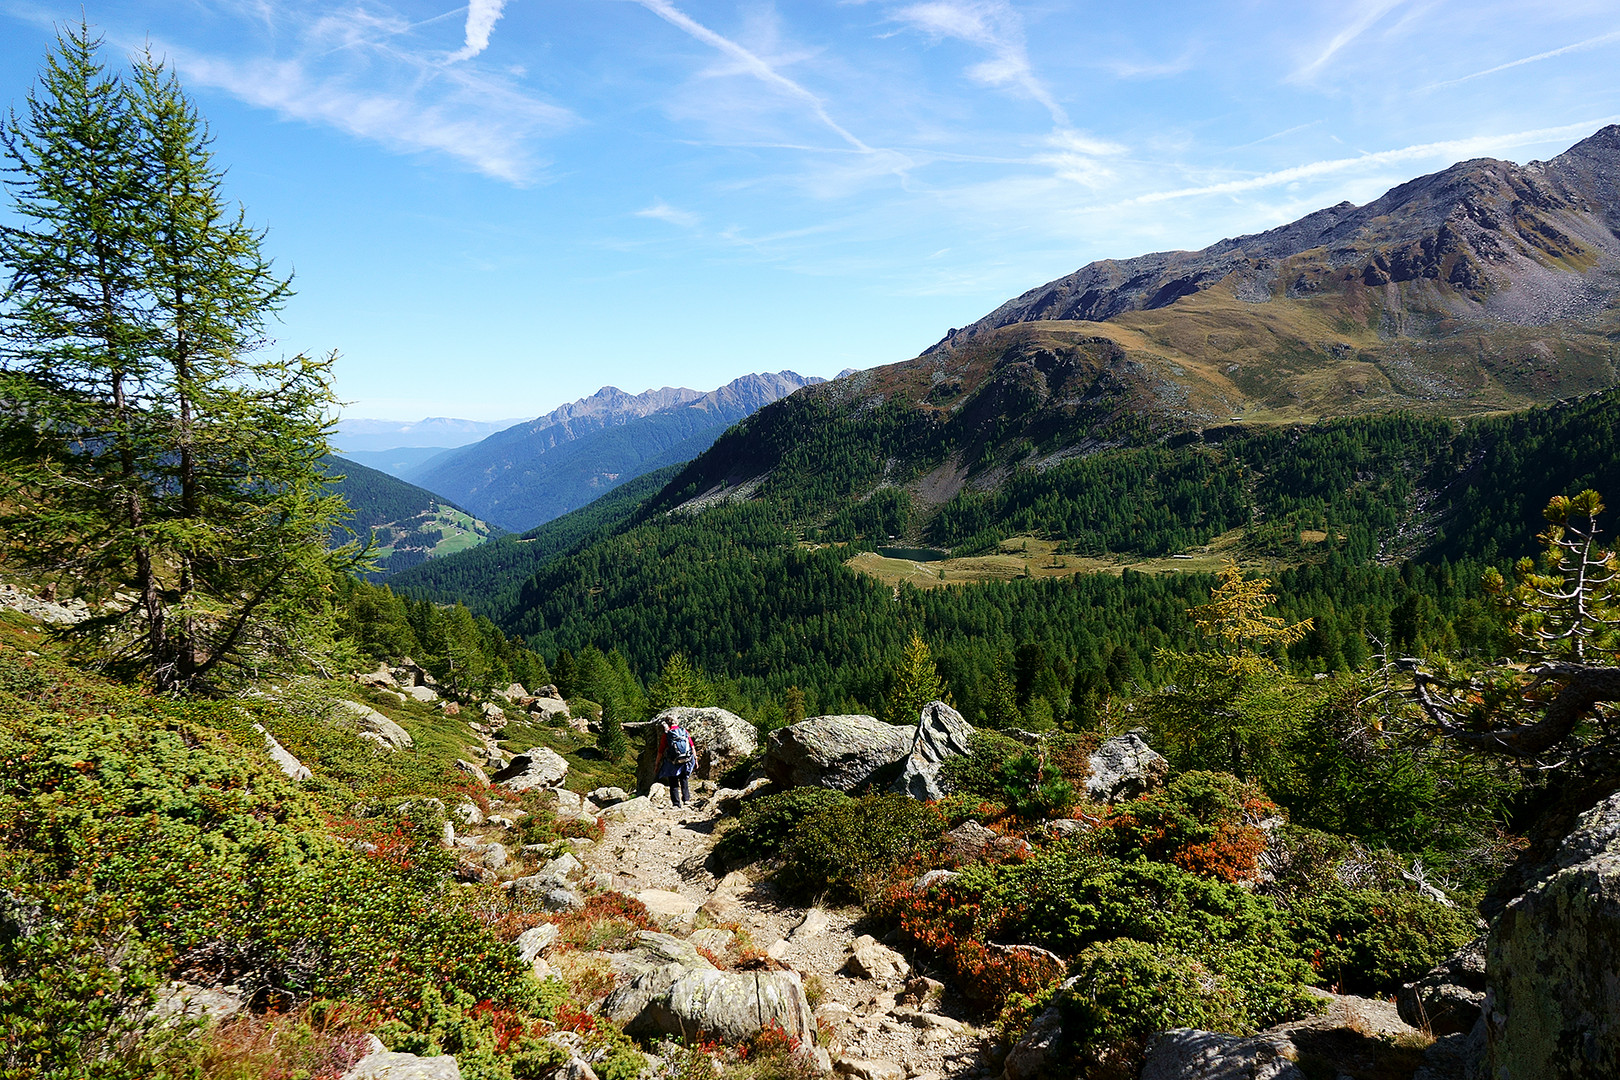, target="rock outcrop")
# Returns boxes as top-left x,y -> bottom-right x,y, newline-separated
1141,1028 -> 1304,1080
604,964 -> 816,1045
633,707 -> 759,793
492,746 -> 569,791
891,701 -> 974,801
1399,938 -> 1486,1037
252,723 -> 311,782
1085,731 -> 1168,802
1485,790 -> 1620,1079
336,700 -> 415,750
766,715 -> 912,791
